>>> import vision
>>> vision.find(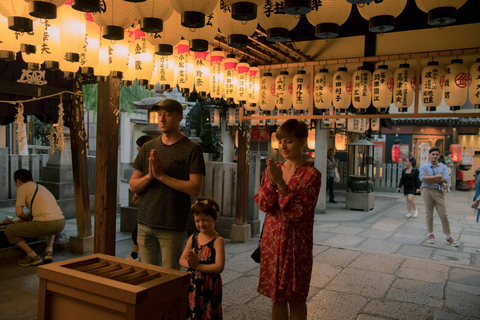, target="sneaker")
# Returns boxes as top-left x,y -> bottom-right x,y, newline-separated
446,237 -> 459,247
406,212 -> 412,218
126,254 -> 139,262
413,210 -> 418,218
427,234 -> 435,244
43,251 -> 53,264
18,255 -> 43,267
